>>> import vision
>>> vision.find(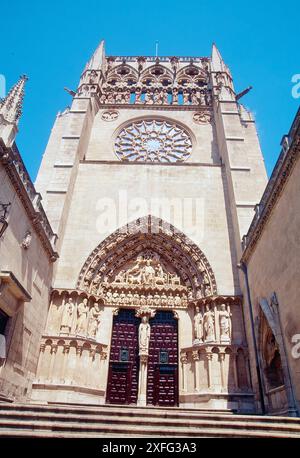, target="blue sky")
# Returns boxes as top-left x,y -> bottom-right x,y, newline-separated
0,0 -> 299,179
